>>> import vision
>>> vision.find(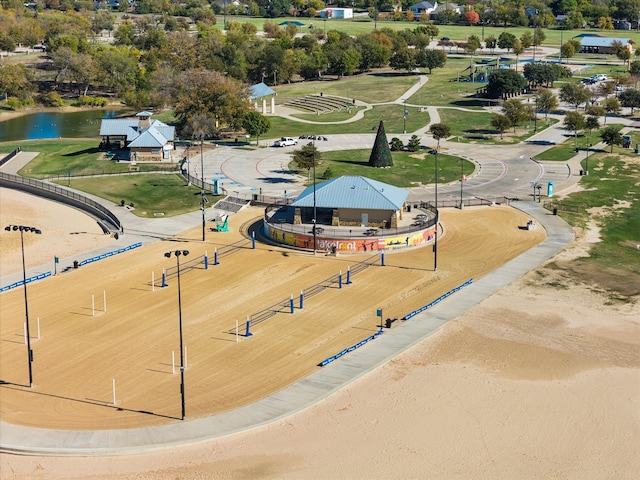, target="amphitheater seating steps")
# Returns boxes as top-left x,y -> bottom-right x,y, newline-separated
281,95 -> 355,114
